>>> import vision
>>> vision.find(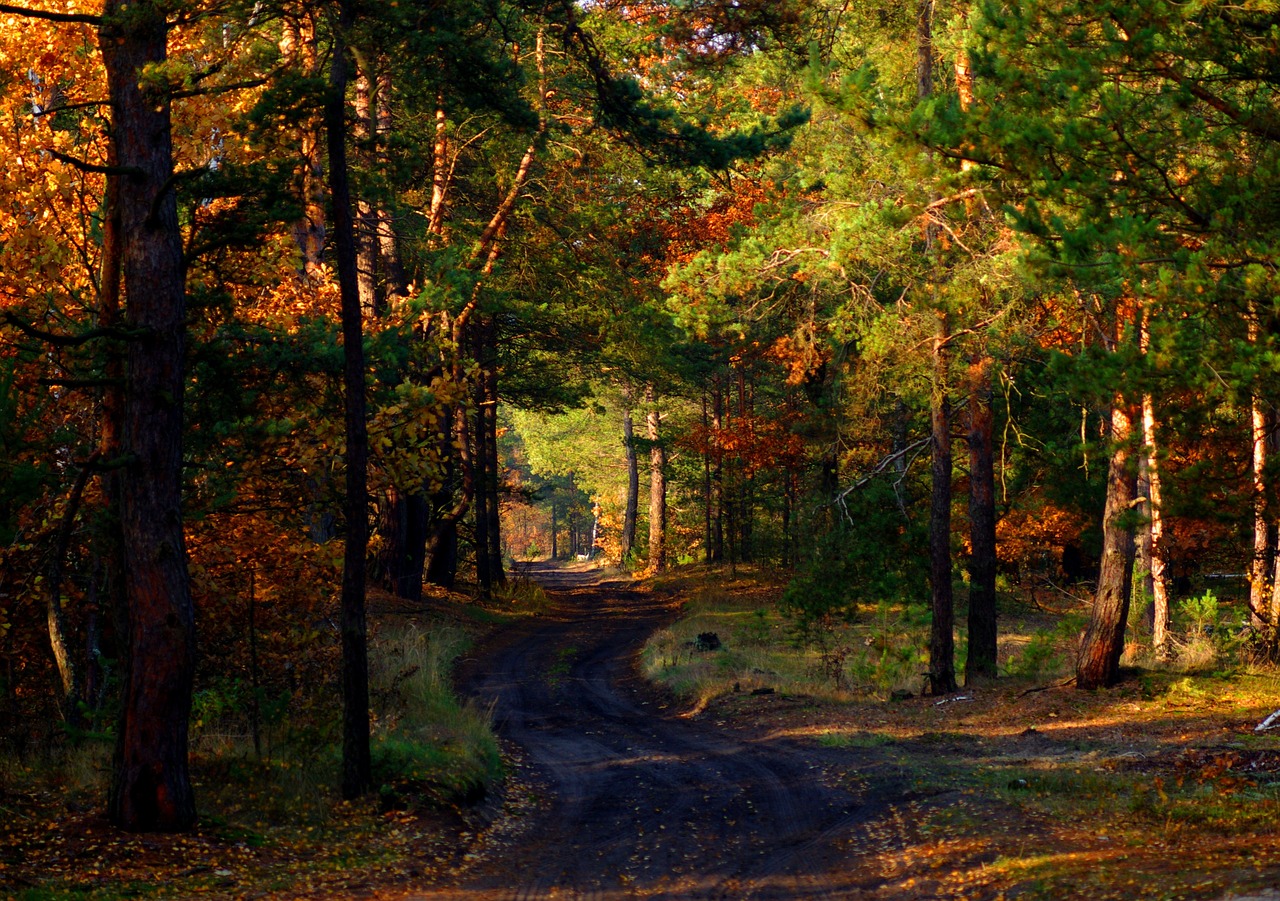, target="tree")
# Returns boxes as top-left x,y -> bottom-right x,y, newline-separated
325,0 -> 372,800
646,384 -> 667,572
98,0 -> 197,831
